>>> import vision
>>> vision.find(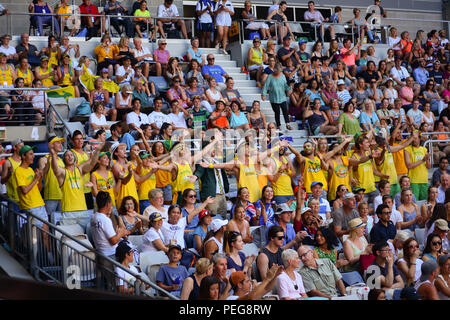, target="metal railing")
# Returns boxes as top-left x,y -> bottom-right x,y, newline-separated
423,138 -> 450,167
0,194 -> 178,299
4,11 -> 195,39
